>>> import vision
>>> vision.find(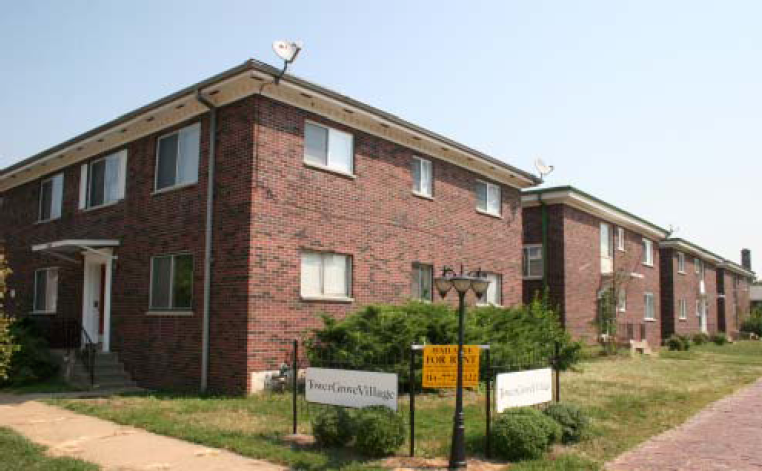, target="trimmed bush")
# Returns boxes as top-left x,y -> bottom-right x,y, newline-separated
741,309 -> 762,336
710,333 -> 728,345
491,408 -> 561,461
3,319 -> 58,386
666,334 -> 691,351
692,333 -> 709,345
312,407 -> 355,447
353,406 -> 405,457
543,402 -> 590,444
